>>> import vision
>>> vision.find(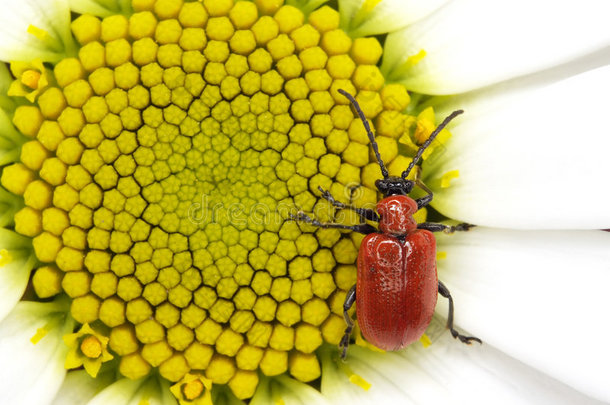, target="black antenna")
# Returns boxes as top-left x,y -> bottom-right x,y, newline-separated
338,89 -> 389,179
402,110 -> 463,179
